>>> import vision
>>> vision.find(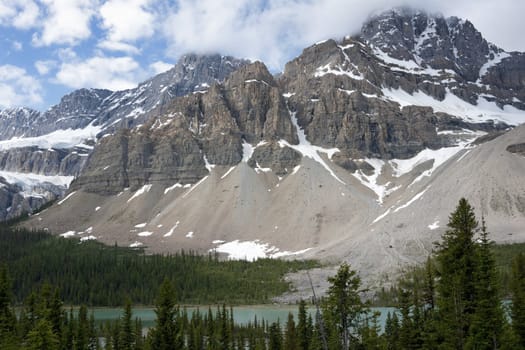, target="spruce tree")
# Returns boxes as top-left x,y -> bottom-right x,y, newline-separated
297,300 -> 311,350
119,298 -> 135,350
465,219 -> 505,349
0,265 -> 17,349
148,279 -> 181,350
435,198 -> 478,349
322,262 -> 368,350
284,312 -> 298,350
